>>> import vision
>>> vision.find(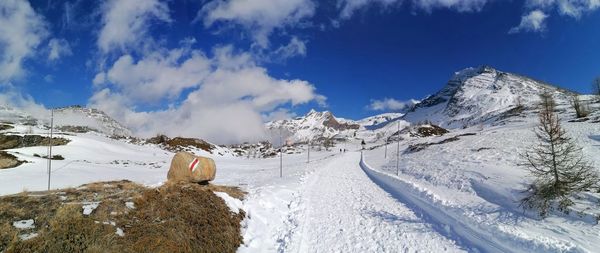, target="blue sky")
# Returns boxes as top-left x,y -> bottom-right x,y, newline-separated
1,0 -> 600,143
